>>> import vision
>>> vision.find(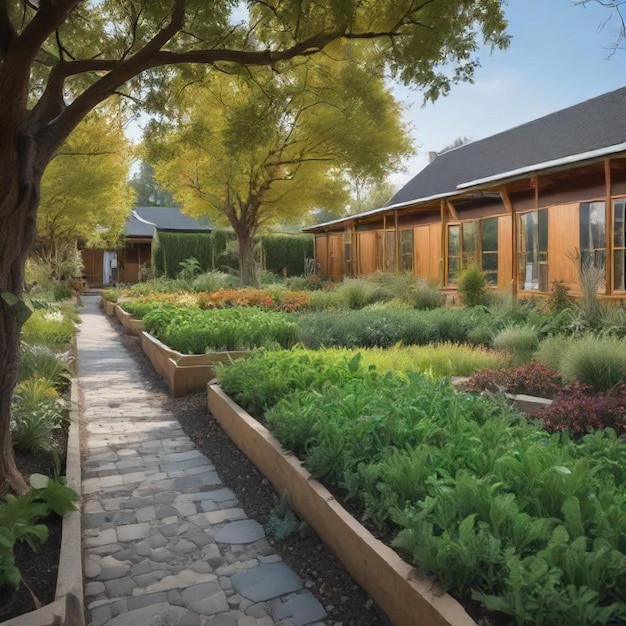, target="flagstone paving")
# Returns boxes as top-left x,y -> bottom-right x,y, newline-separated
78,296 -> 327,626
